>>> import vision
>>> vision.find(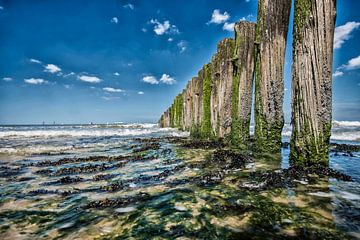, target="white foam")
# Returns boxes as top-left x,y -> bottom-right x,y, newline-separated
0,124 -> 189,155
333,121 -> 360,127
331,131 -> 360,141
0,124 -> 185,139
